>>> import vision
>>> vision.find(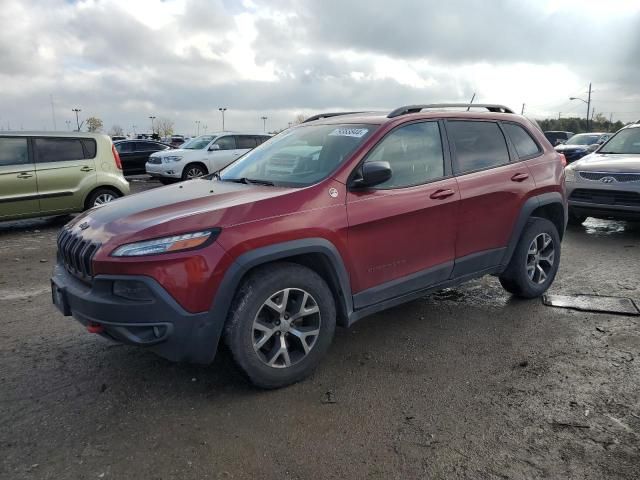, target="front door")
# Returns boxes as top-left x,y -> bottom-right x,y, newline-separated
34,137 -> 97,214
346,121 -> 459,308
207,135 -> 239,172
0,137 -> 39,219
